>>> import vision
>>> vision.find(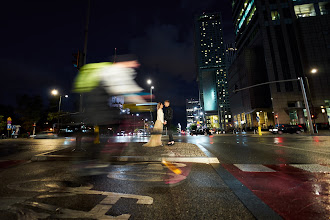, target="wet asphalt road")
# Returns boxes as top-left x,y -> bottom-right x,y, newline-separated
182,135 -> 330,164
0,138 -> 70,161
0,134 -> 329,219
